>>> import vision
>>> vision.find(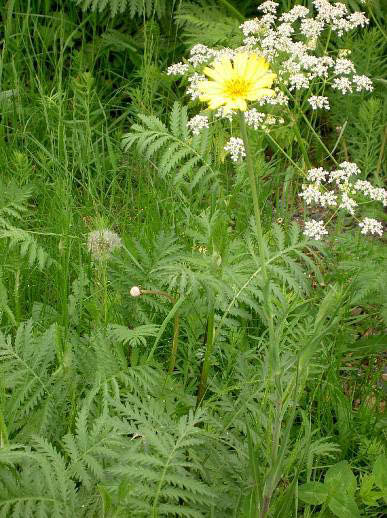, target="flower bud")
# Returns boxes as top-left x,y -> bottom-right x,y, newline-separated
130,286 -> 141,297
